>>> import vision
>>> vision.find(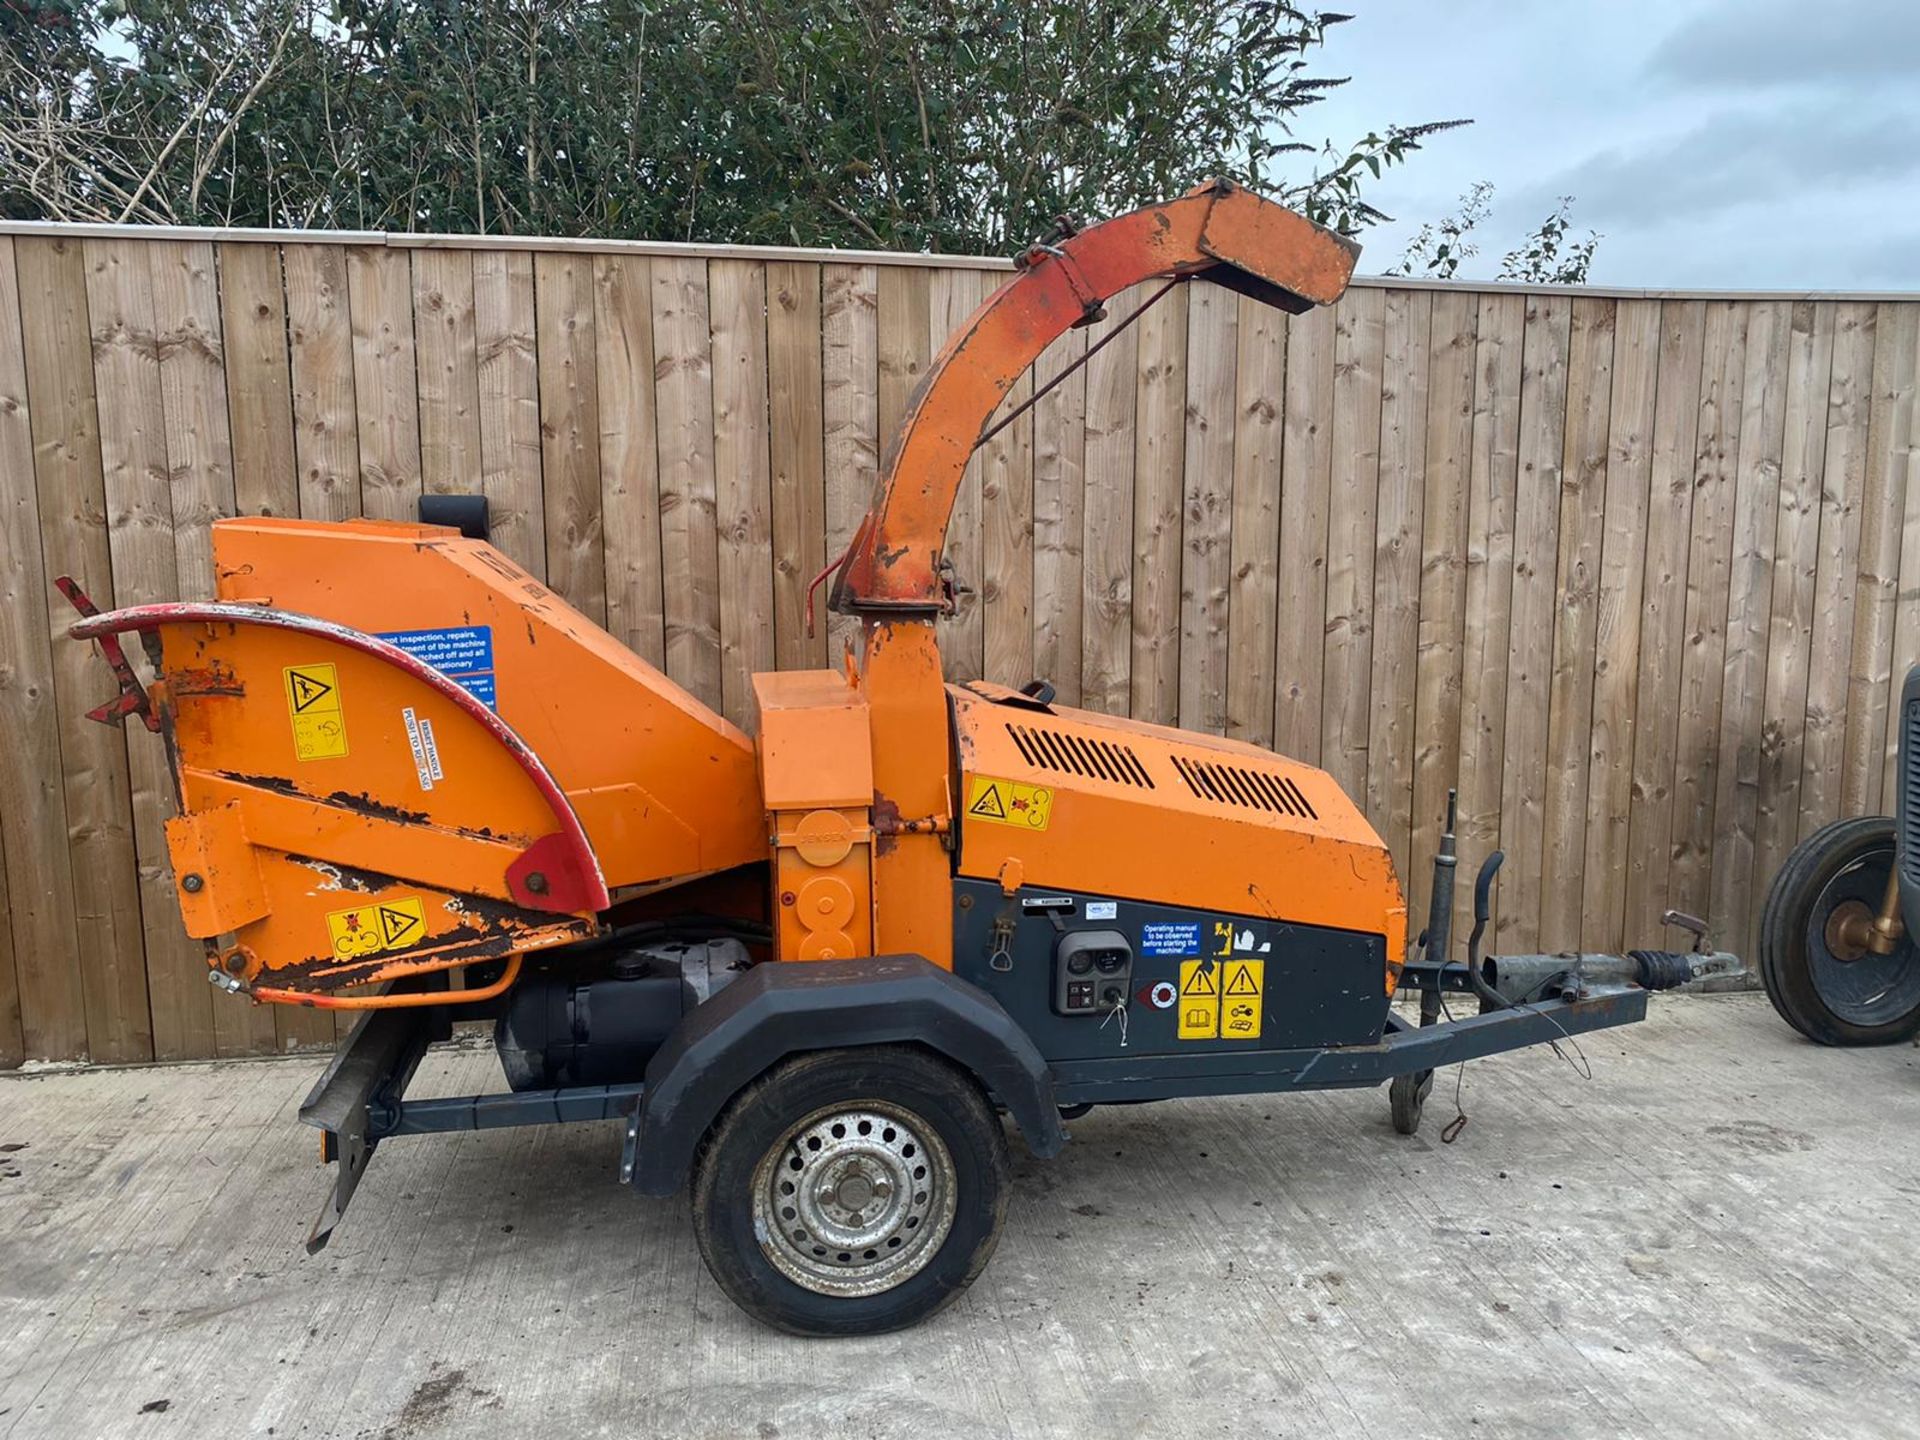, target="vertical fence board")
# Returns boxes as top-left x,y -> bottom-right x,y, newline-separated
0,237 -> 75,1065
217,242 -> 298,518
1538,298 -> 1615,949
1367,289 -> 1433,886
1322,289 -> 1386,801
1622,301 -> 1707,945
1580,300 -> 1661,951
1751,303 -> 1839,948
1130,284 -> 1188,724
84,238 -> 215,1062
1032,327 -> 1088,704
534,253 -> 606,622
592,255 -> 665,666
149,240 -> 237,609
285,244 -> 361,521
1224,294 -> 1288,746
982,363 -> 1035,689
1668,302 -> 1749,927
1876,310 -> 1920,812
933,268 -> 988,680
1494,296 -> 1572,952
821,264 -> 878,666
1274,304 -> 1334,761
346,248 -> 422,520
651,258 -> 721,708
1453,293 -> 1527,930
877,267 -> 931,462
1712,303 -> 1793,955
412,249 -> 483,497
1848,305 -> 1916,813
473,251 -> 546,576
1080,285 -> 1142,715
710,259 -> 776,727
1796,303 -> 1878,838
767,261 -> 827,671
1409,291 -> 1478,911
877,261 -> 941,673
1177,283 -> 1238,734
